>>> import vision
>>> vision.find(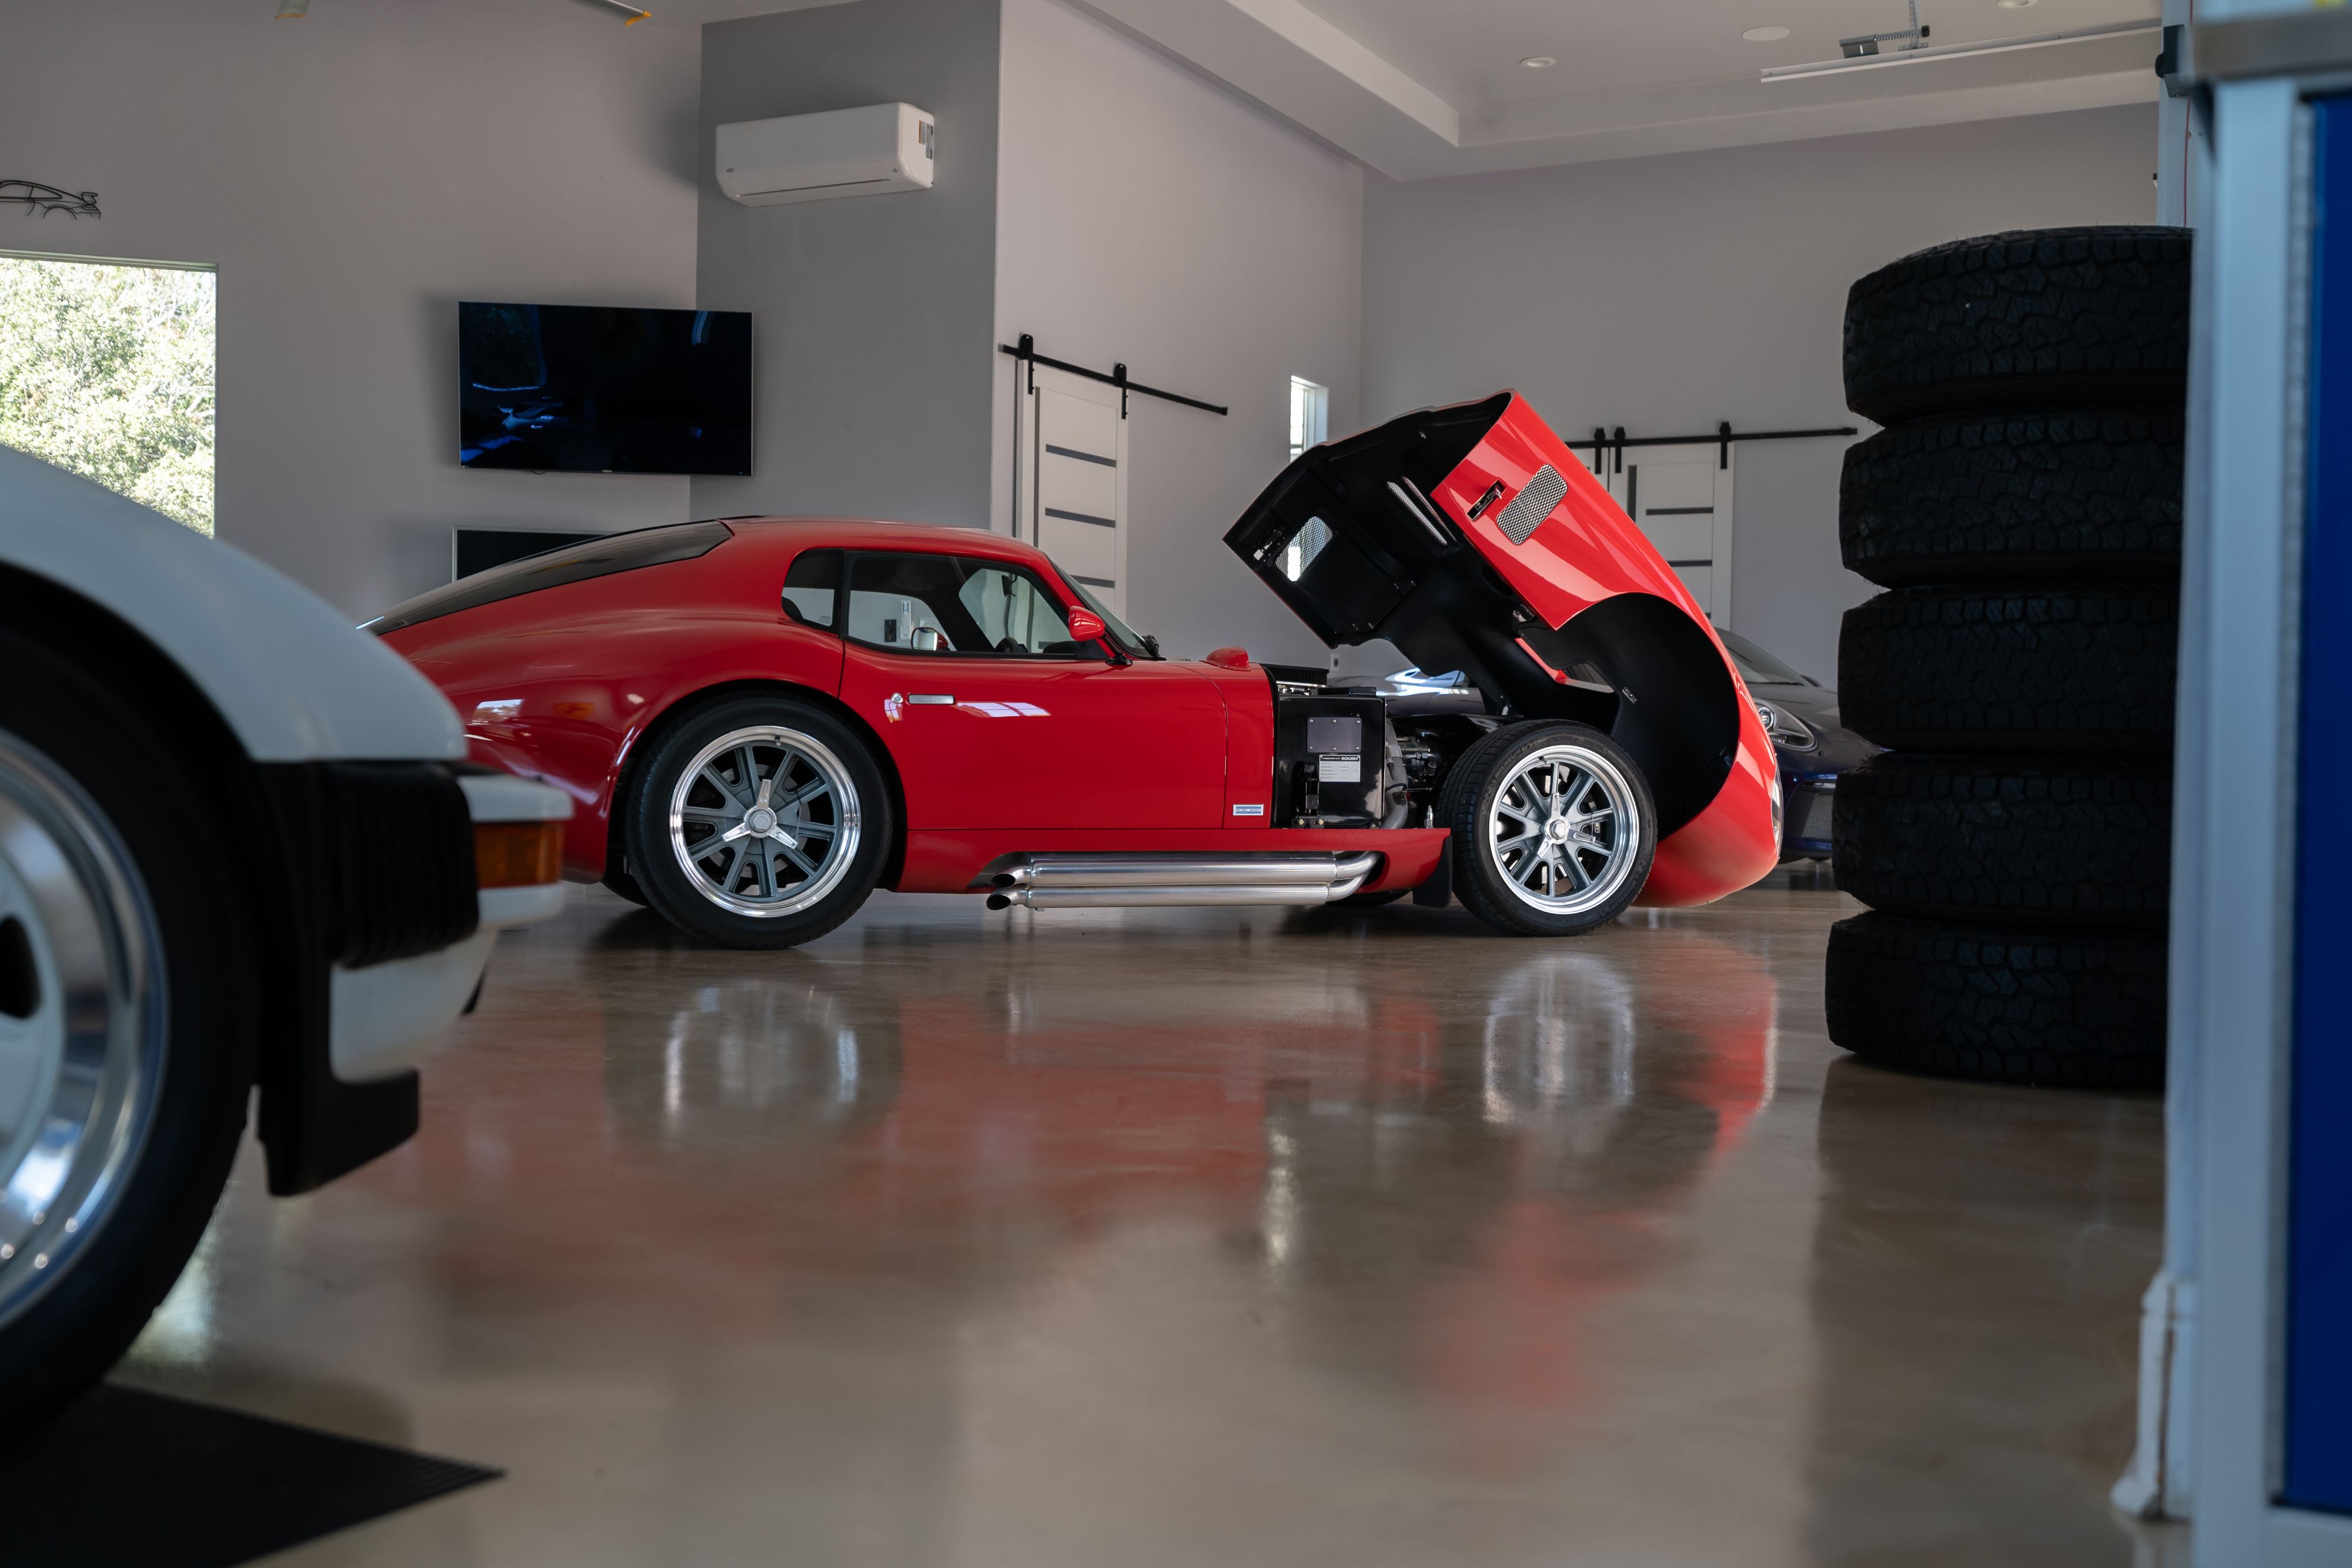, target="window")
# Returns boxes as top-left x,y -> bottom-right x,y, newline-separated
781,549 -> 841,627
0,253 -> 216,534
1287,375 -> 1328,463
365,521 -> 734,634
846,553 -> 1090,657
